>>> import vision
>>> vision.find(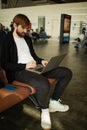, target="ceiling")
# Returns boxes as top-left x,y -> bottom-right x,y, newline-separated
1,0 -> 87,9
